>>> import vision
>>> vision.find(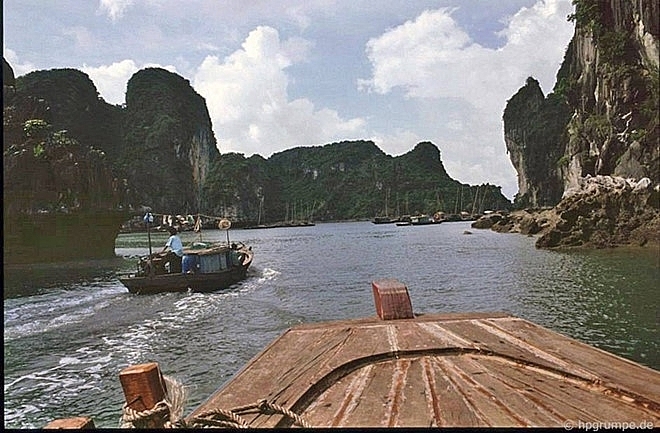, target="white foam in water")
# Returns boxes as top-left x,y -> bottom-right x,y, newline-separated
258,267 -> 280,281
4,283 -> 125,342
